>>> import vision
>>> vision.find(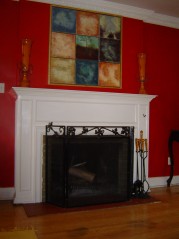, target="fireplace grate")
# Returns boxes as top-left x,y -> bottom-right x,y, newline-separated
45,123 -> 134,207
